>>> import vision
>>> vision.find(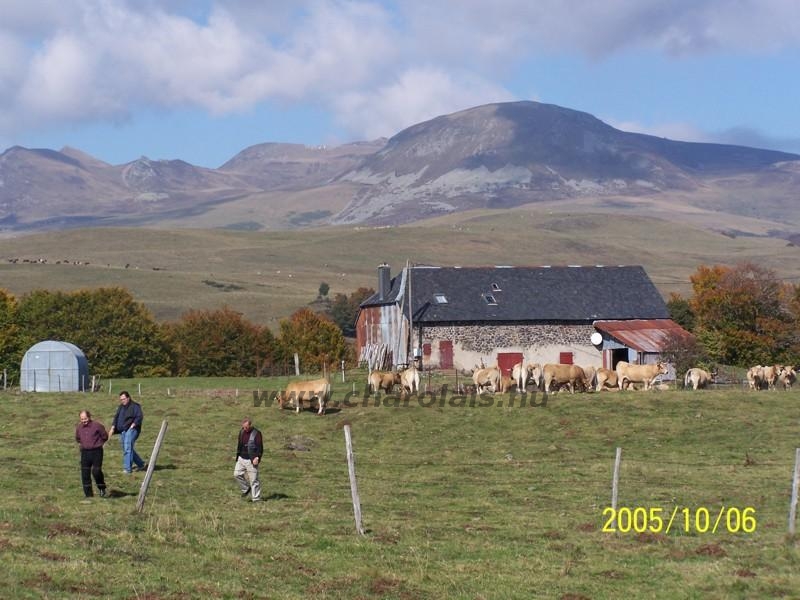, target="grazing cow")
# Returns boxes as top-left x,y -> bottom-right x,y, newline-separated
747,365 -> 764,391
499,375 -> 517,393
278,378 -> 330,415
761,365 -> 779,390
399,365 -> 420,395
778,365 -> 797,390
541,363 -> 587,394
580,365 -> 597,393
684,367 -> 713,390
511,362 -> 542,392
616,361 -> 668,391
472,367 -> 501,394
594,367 -> 619,392
368,370 -> 400,394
